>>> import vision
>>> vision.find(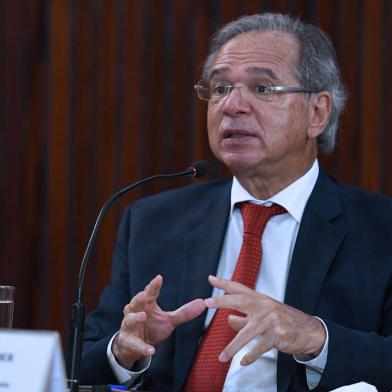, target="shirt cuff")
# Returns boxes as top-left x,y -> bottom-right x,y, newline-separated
294,317 -> 328,370
106,333 -> 151,386
294,317 -> 329,389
